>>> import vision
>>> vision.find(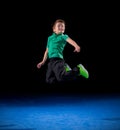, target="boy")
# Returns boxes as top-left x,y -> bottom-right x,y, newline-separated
37,19 -> 89,84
